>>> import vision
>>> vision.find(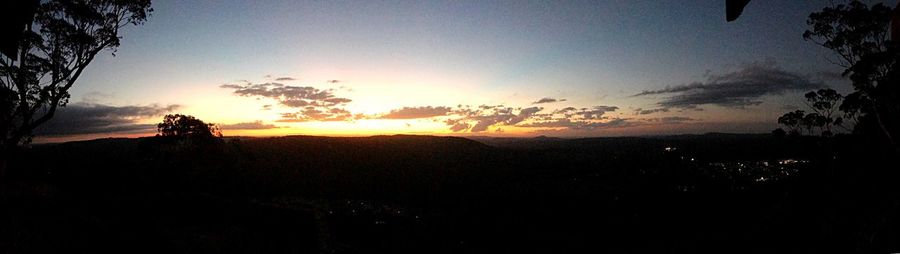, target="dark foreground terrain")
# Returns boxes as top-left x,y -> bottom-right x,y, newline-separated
2,133 -> 899,253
